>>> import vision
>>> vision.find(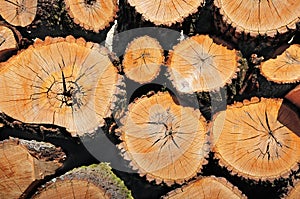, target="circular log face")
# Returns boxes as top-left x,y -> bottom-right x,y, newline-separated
0,0 -> 37,27
0,36 -> 119,136
260,44 -> 300,83
119,92 -> 209,185
163,176 -> 246,198
215,0 -> 300,36
128,0 -> 204,26
212,98 -> 300,181
123,35 -> 164,83
167,35 -> 239,93
64,0 -> 118,32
